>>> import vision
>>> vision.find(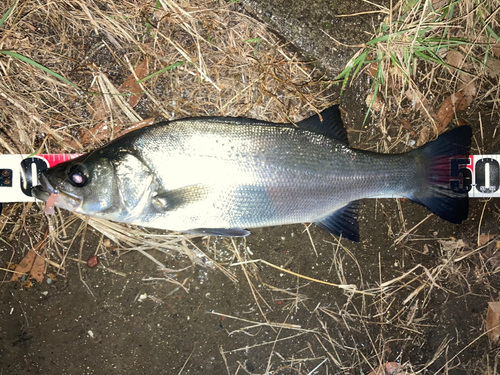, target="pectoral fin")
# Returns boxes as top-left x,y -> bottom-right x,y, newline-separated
151,184 -> 210,212
315,201 -> 360,241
